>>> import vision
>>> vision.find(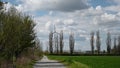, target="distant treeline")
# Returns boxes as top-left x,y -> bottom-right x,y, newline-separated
49,54 -> 120,56
48,29 -> 75,55
90,31 -> 120,55
48,29 -> 120,55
